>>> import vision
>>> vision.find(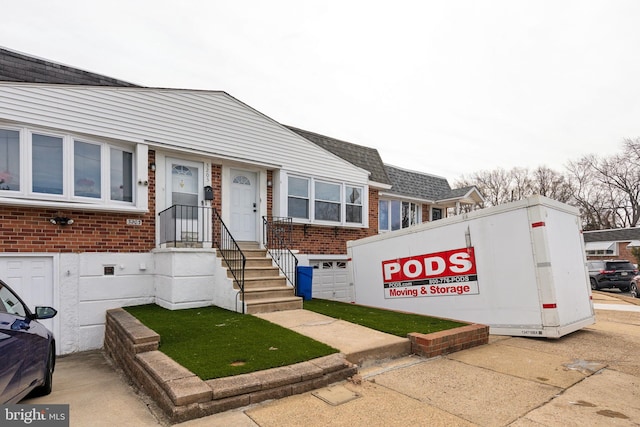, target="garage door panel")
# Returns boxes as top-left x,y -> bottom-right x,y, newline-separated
311,260 -> 353,303
0,257 -> 55,337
